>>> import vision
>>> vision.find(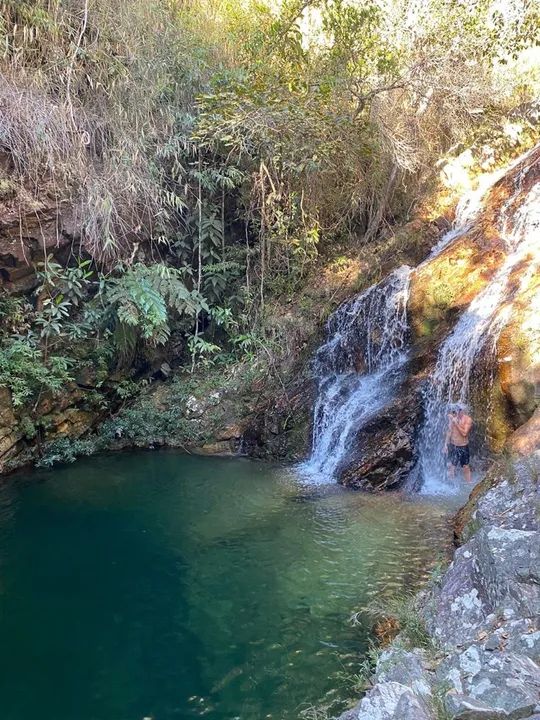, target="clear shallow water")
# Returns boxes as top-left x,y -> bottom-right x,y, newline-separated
0,452 -> 456,720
